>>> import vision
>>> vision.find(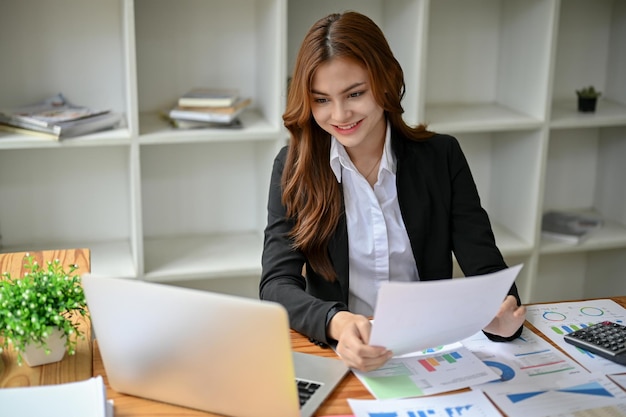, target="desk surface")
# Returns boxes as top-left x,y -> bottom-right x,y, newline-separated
93,295 -> 626,417
1,249 -> 624,416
